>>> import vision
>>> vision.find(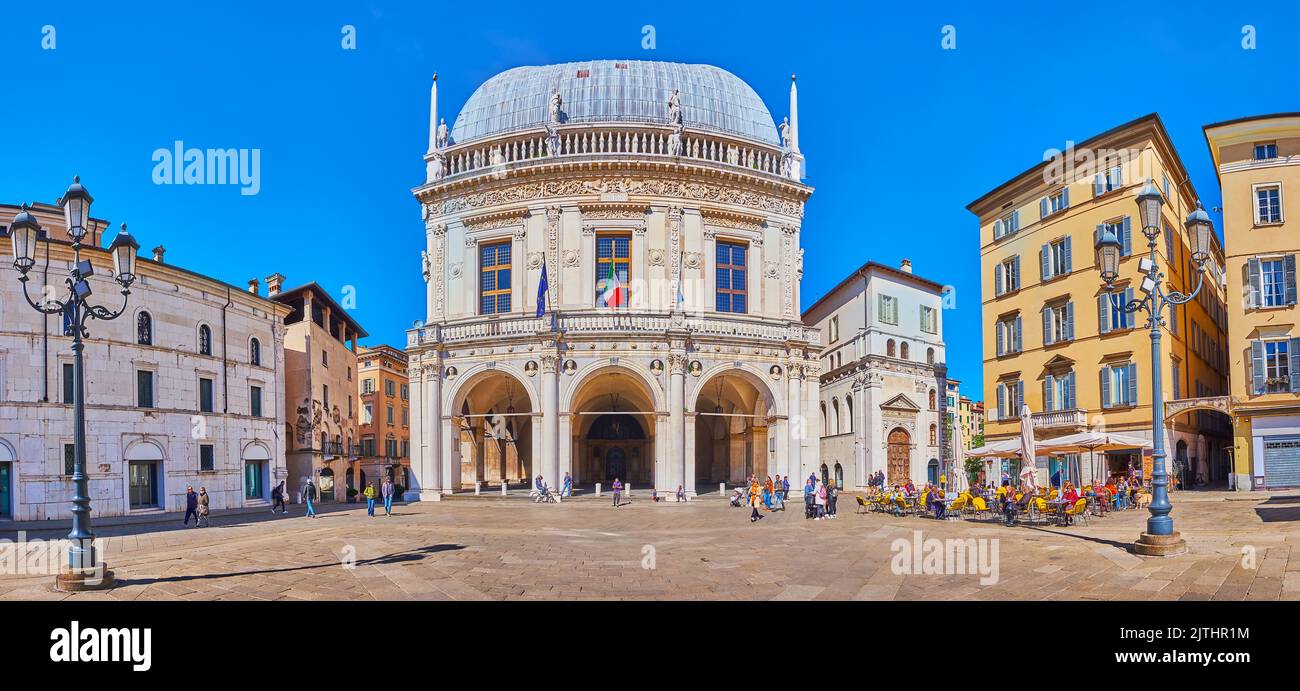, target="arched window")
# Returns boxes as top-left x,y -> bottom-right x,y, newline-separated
927,347 -> 935,365
198,324 -> 212,356
930,424 -> 937,446
820,402 -> 828,434
137,312 -> 153,345
845,395 -> 854,433
929,389 -> 937,410
887,339 -> 896,357
831,398 -> 841,436
250,337 -> 262,366
900,341 -> 909,359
